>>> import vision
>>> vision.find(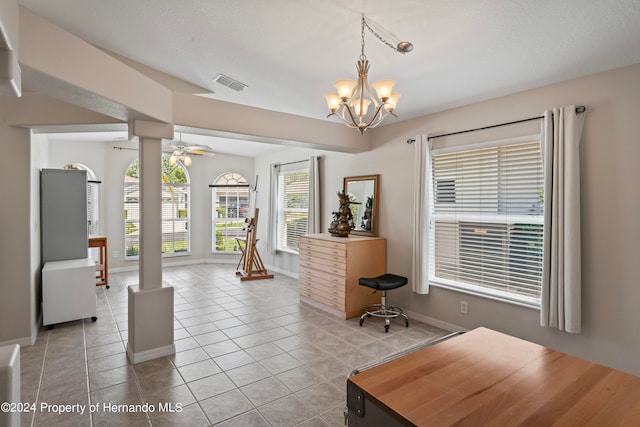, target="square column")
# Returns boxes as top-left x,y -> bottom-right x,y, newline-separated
126,120 -> 175,364
127,286 -> 174,364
